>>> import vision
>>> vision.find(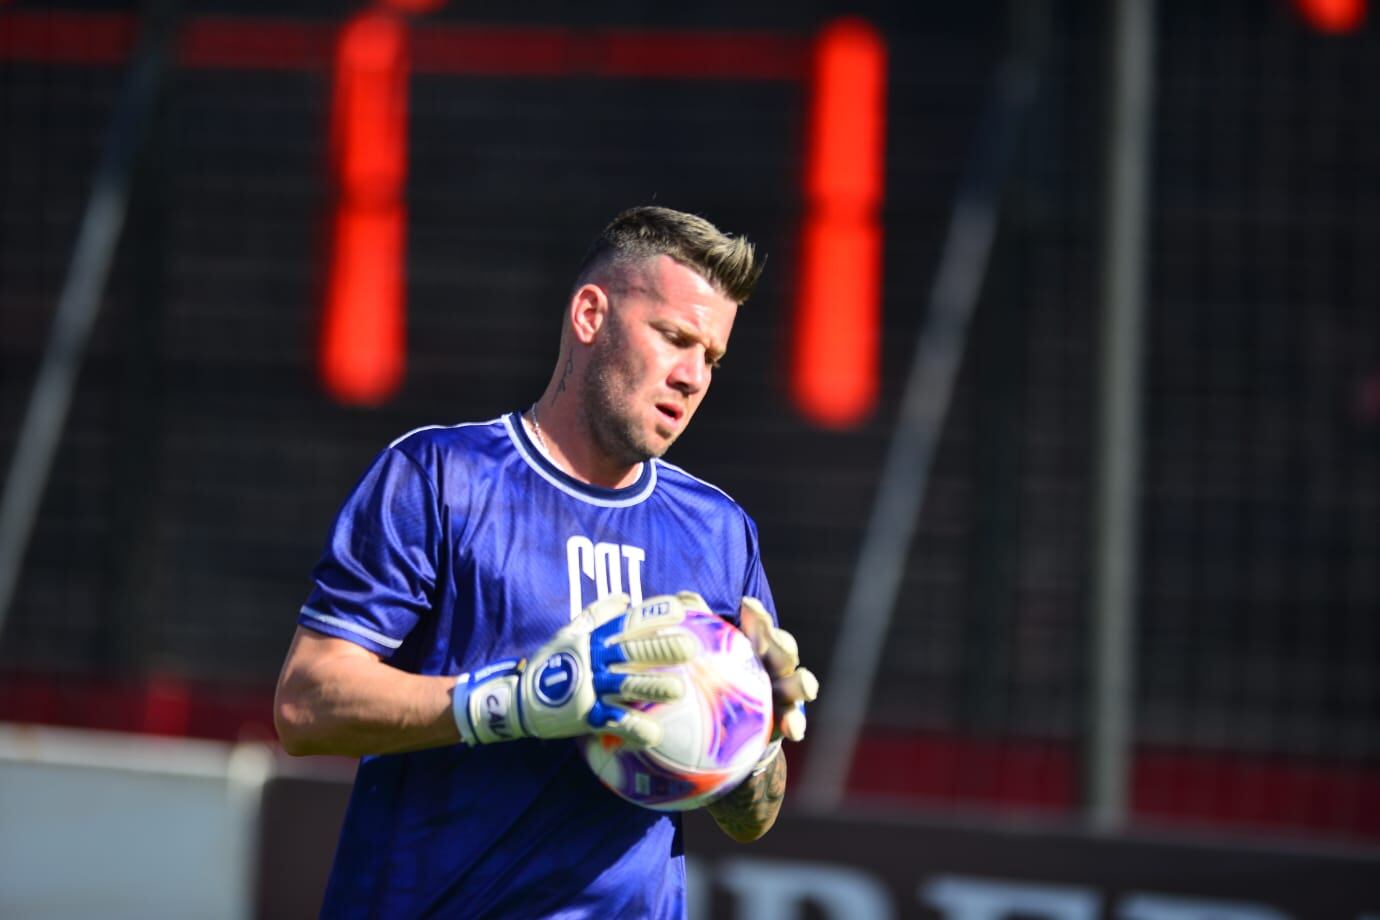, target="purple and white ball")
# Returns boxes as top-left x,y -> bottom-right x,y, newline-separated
581,607 -> 774,811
